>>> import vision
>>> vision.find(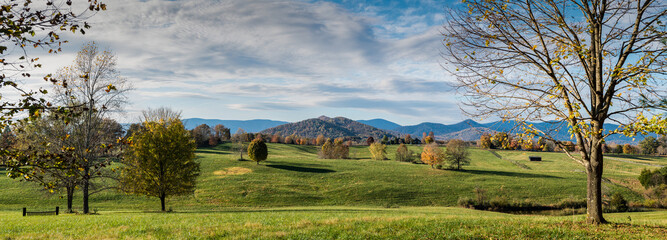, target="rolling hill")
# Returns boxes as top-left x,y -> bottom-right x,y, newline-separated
260,116 -> 394,139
